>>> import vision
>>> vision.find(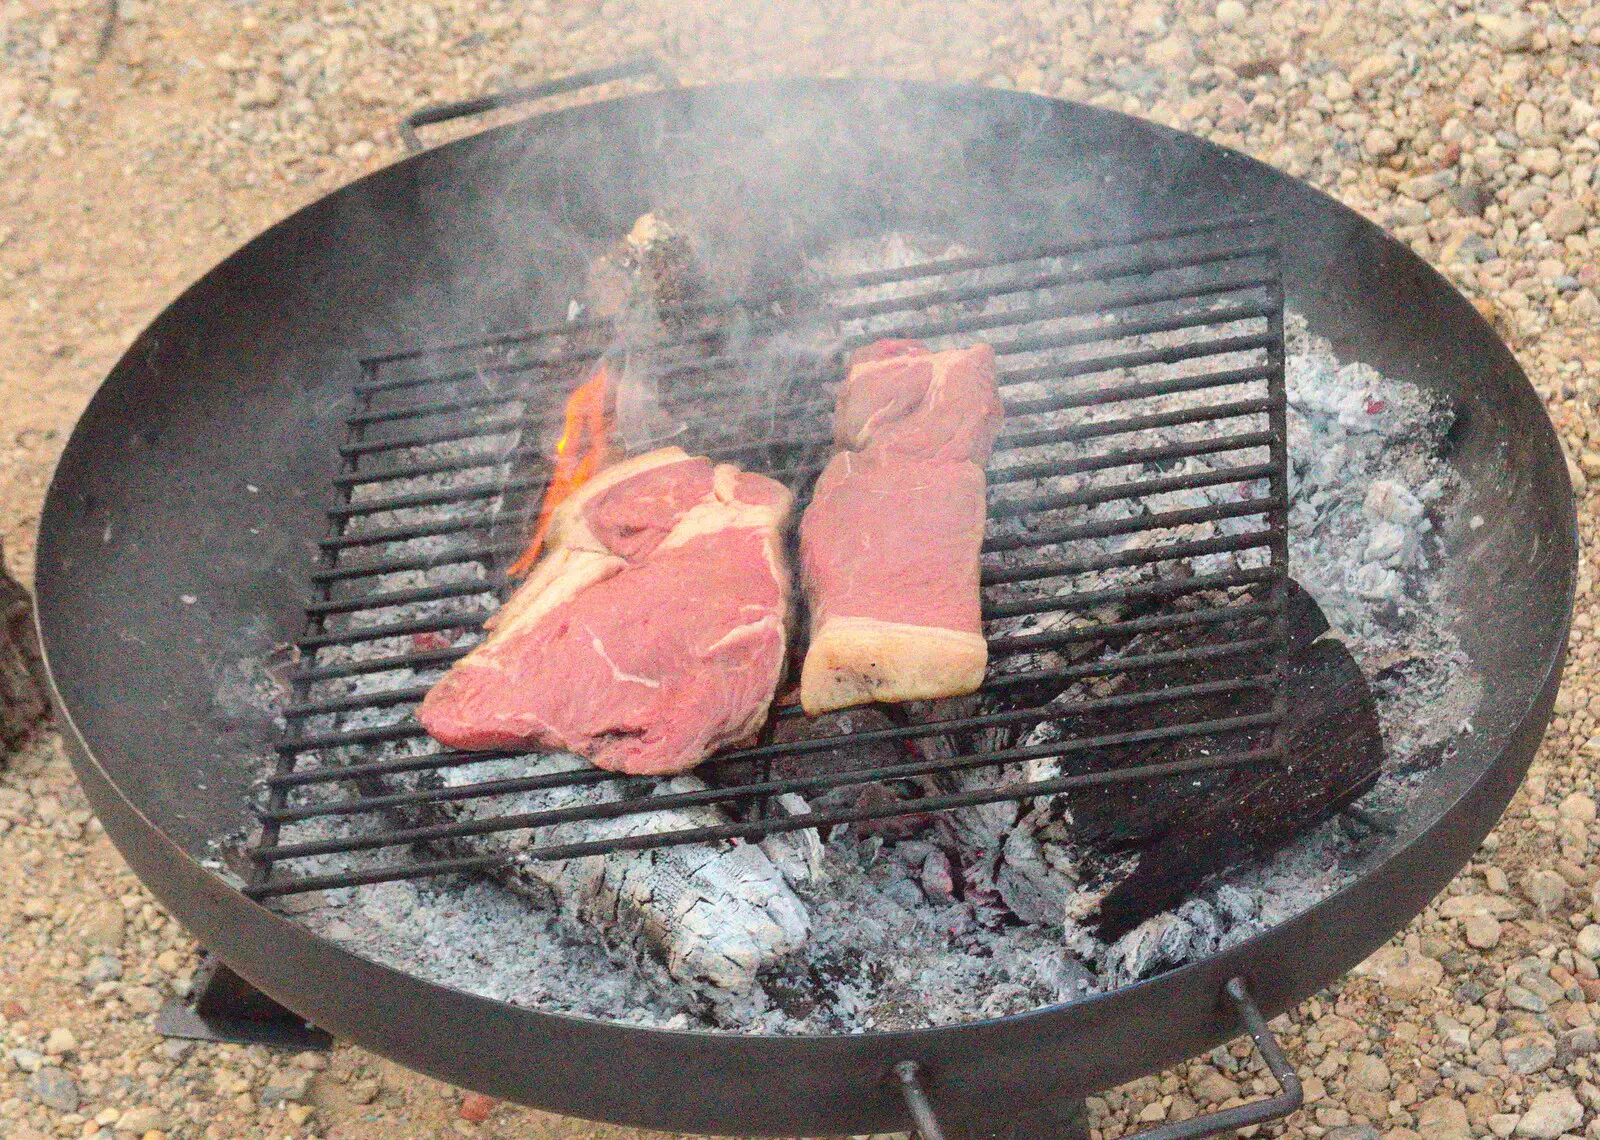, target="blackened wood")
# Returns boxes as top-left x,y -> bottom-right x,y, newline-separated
1282,578 -> 1330,650
1,541 -> 50,758
1090,634 -> 1383,941
1055,578 -> 1331,853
